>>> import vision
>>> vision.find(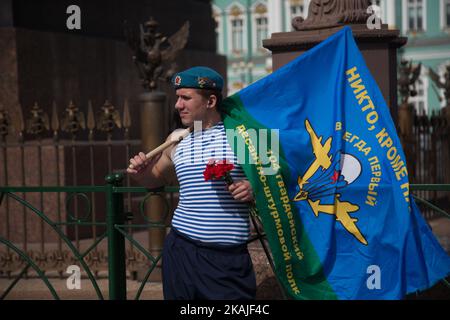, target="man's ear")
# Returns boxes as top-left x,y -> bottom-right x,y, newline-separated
207,95 -> 217,109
